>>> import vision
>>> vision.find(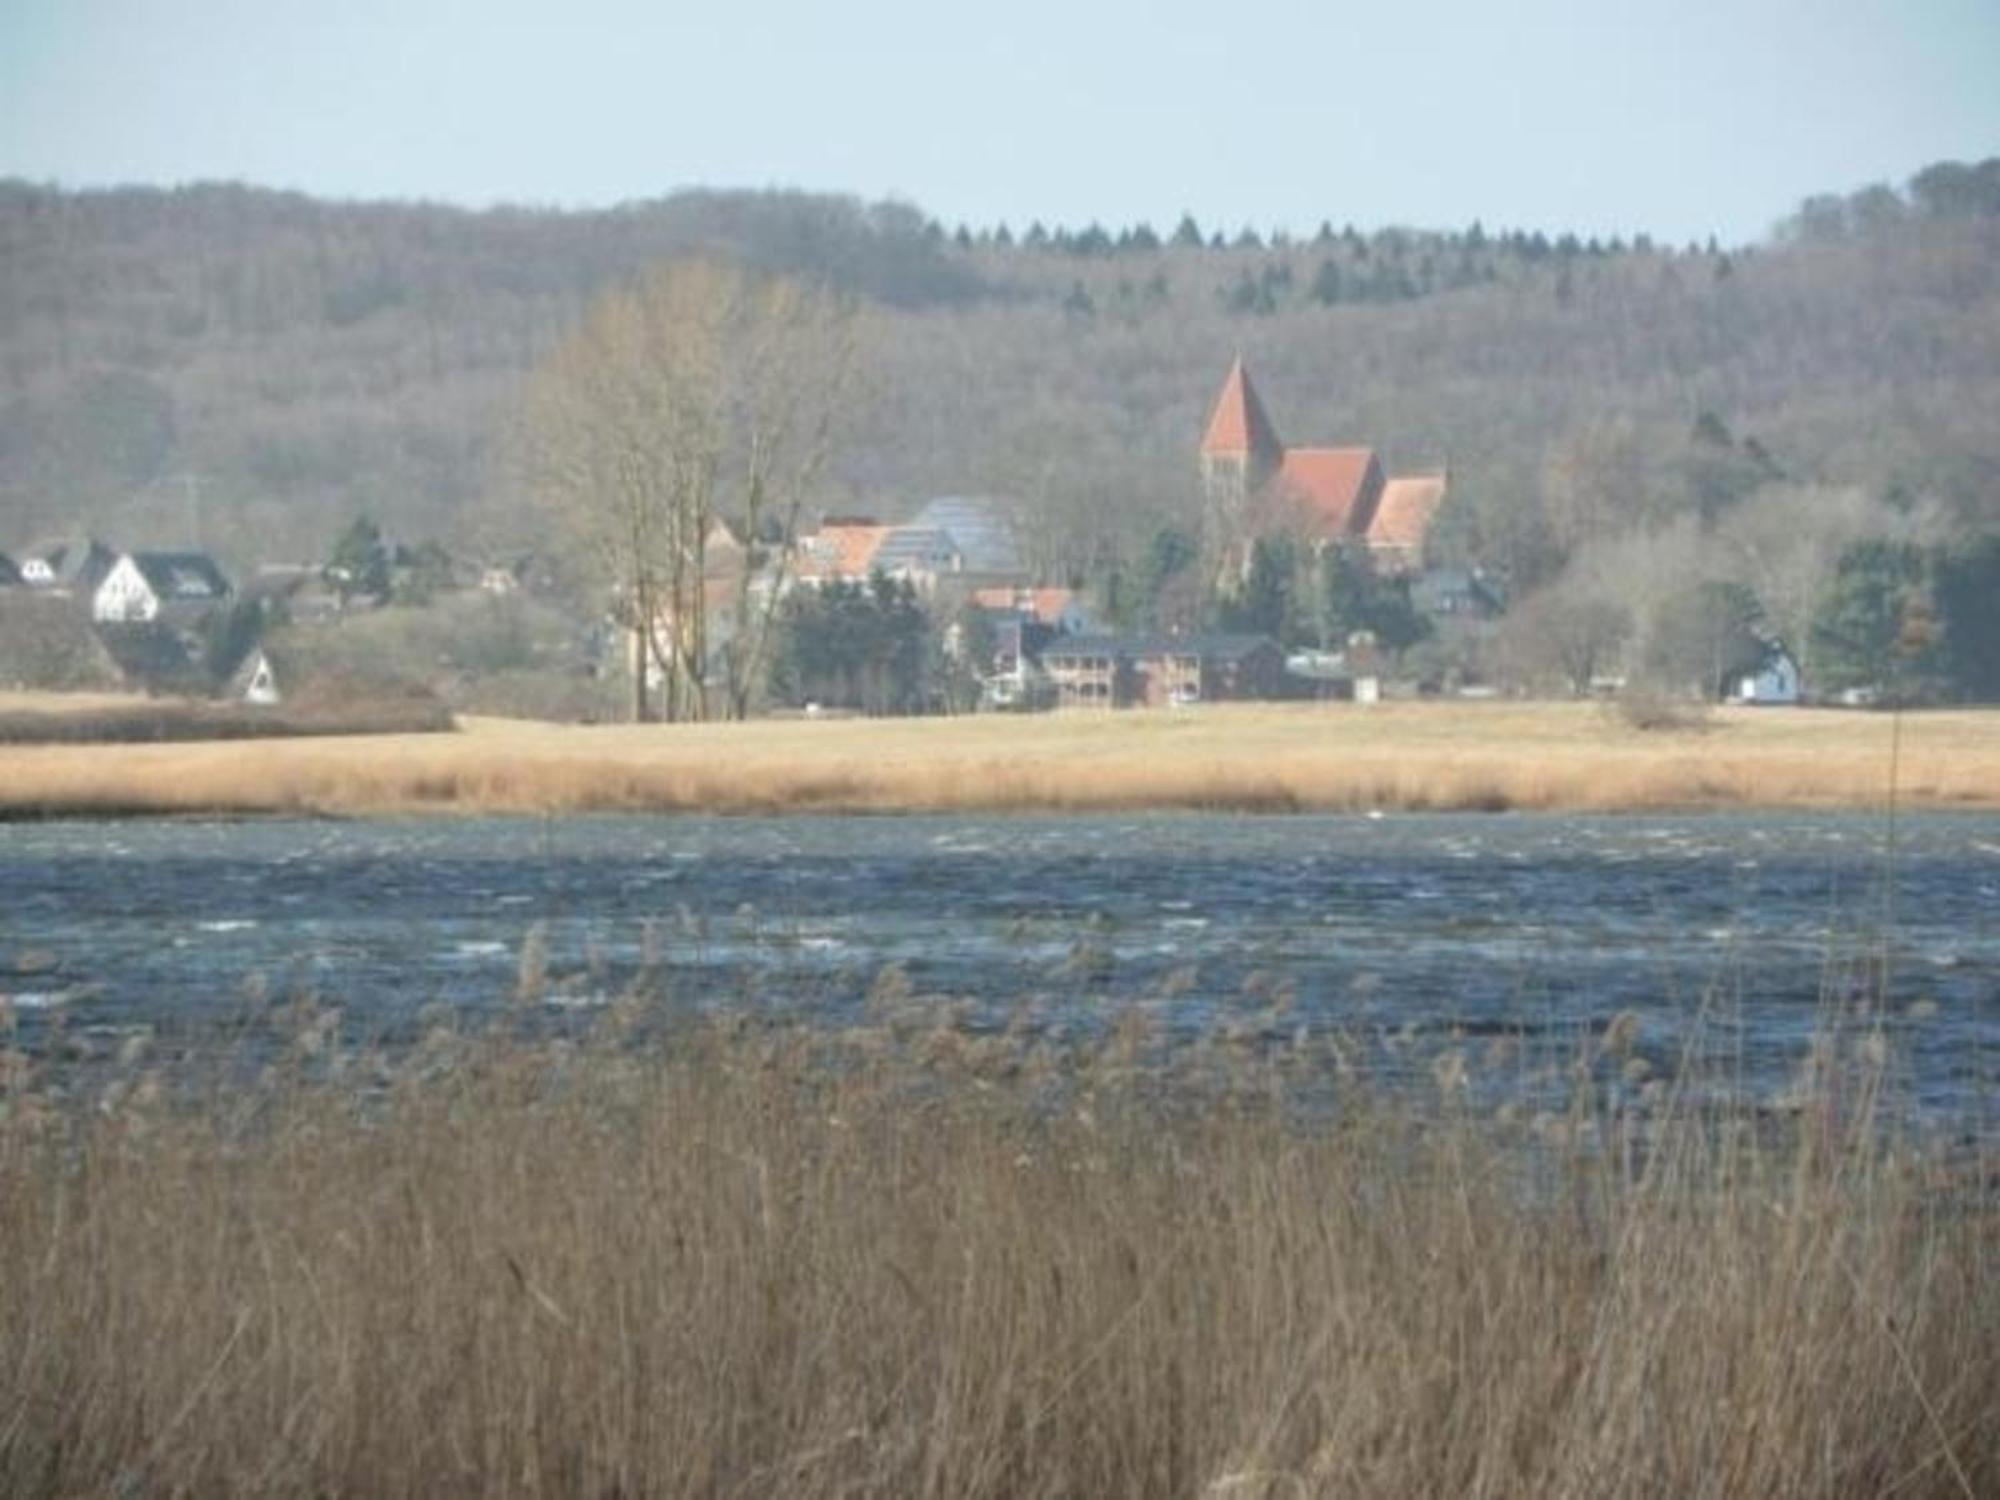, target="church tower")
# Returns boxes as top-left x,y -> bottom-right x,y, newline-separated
1198,356 -> 1284,559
